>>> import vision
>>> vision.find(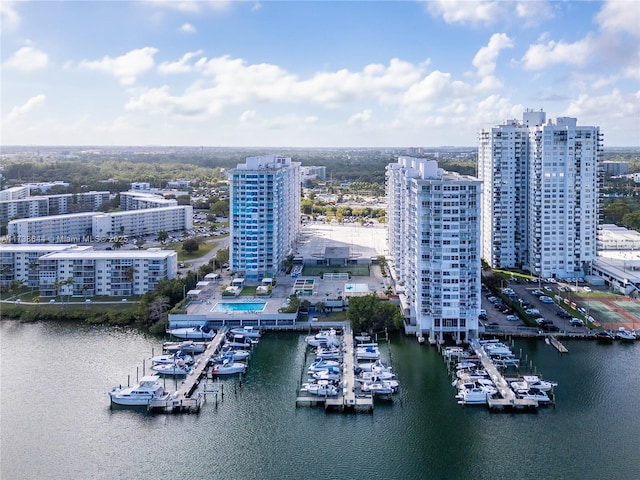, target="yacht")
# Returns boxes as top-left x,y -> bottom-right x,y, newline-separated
163,341 -> 207,354
312,366 -> 341,382
315,346 -> 343,360
356,345 -> 381,360
456,386 -> 496,405
615,328 -> 636,342
109,375 -> 171,407
211,348 -> 250,362
300,380 -> 339,396
151,361 -> 191,376
225,334 -> 256,349
522,375 -> 557,392
151,352 -> 194,366
595,330 -> 614,343
308,359 -> 340,373
305,329 -> 340,348
361,378 -> 399,395
167,325 -> 215,340
515,388 -> 552,404
211,358 -> 247,375
229,326 -> 261,338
